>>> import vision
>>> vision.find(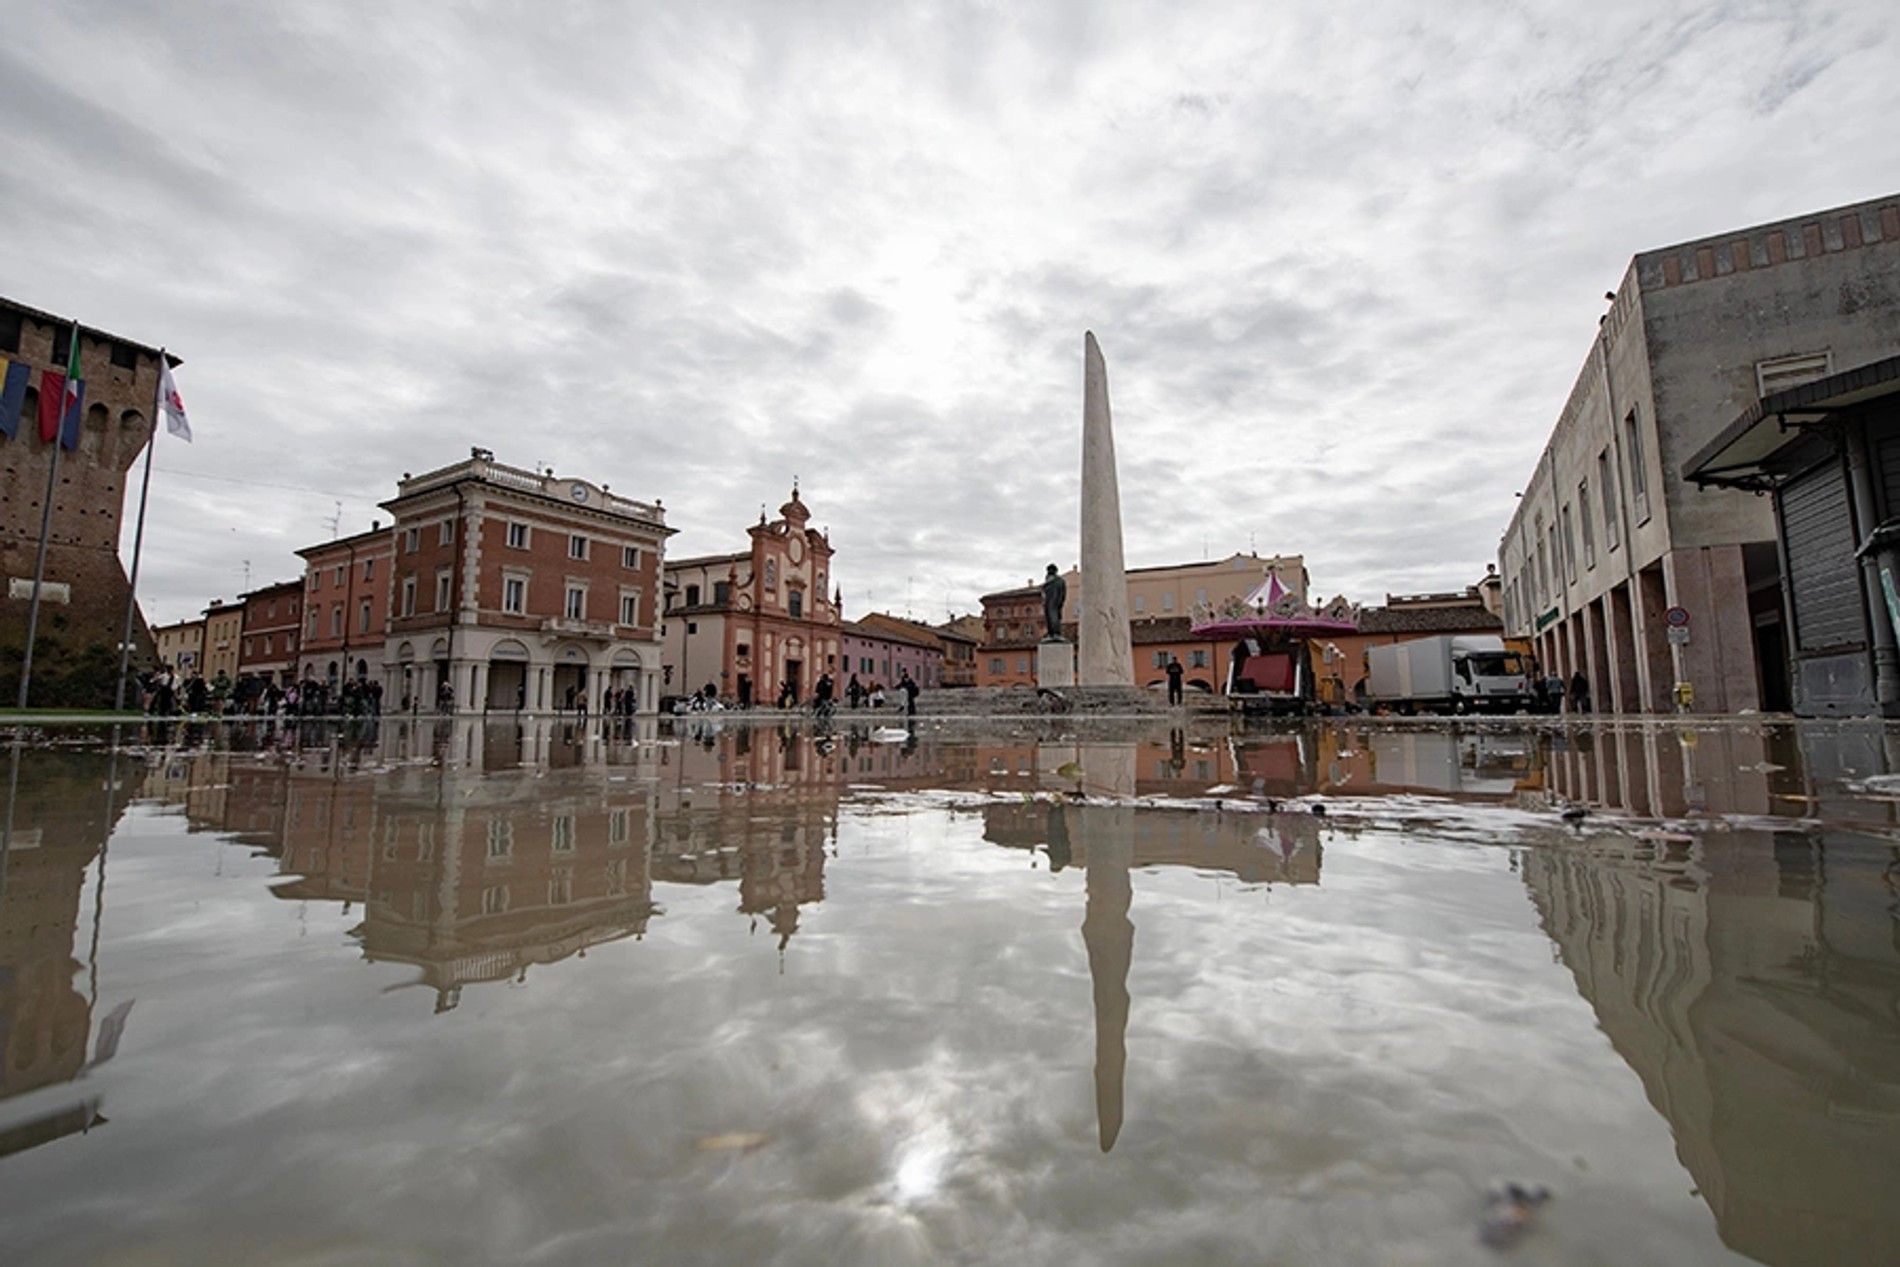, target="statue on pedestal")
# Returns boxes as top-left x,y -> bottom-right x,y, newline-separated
1041,564 -> 1067,641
